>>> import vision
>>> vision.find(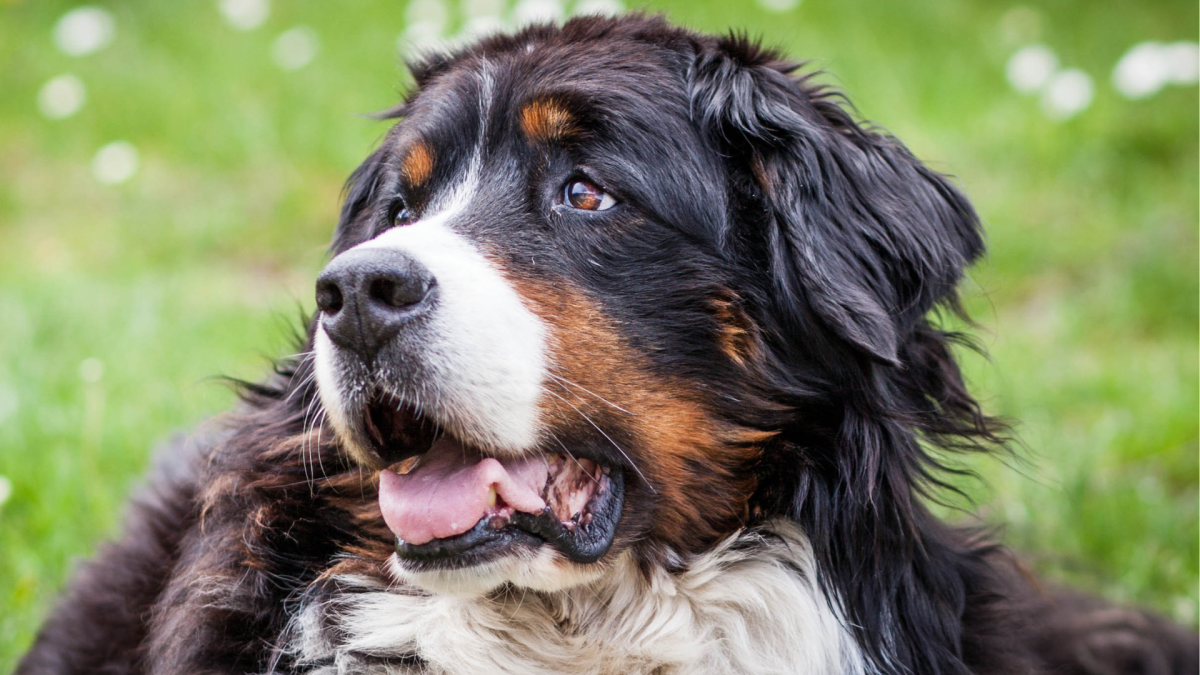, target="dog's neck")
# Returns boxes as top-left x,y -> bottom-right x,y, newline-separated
282,520 -> 867,675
